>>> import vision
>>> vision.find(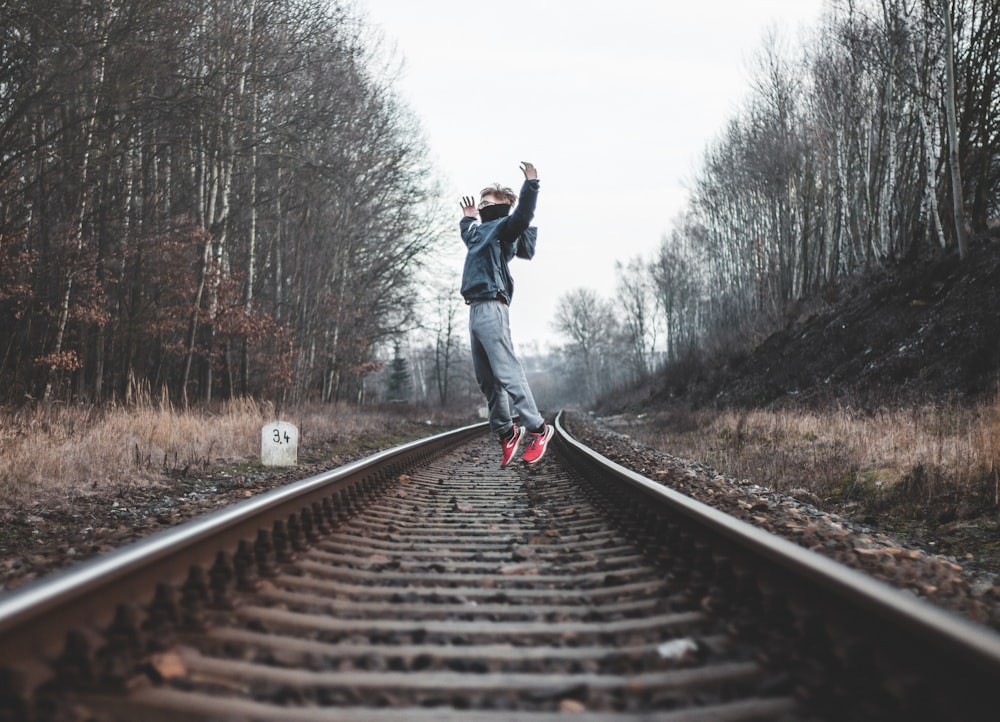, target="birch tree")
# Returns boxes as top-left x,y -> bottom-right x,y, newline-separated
940,0 -> 969,257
